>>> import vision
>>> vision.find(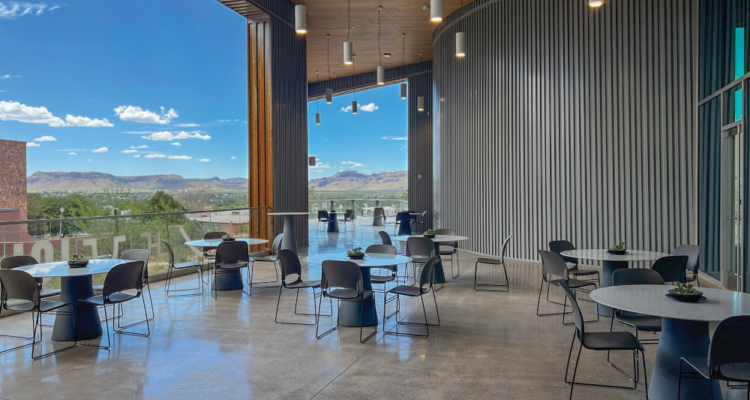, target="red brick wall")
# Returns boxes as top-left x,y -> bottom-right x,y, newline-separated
0,139 -> 27,220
